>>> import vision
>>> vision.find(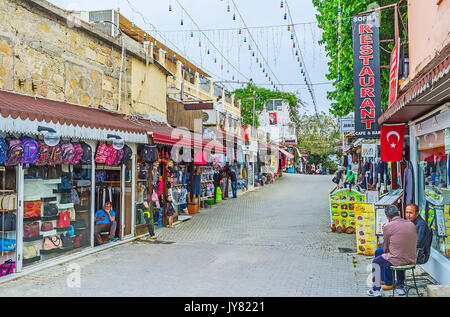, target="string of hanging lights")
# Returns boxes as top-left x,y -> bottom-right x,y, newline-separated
284,0 -> 320,121
229,0 -> 283,91
174,0 -> 250,83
